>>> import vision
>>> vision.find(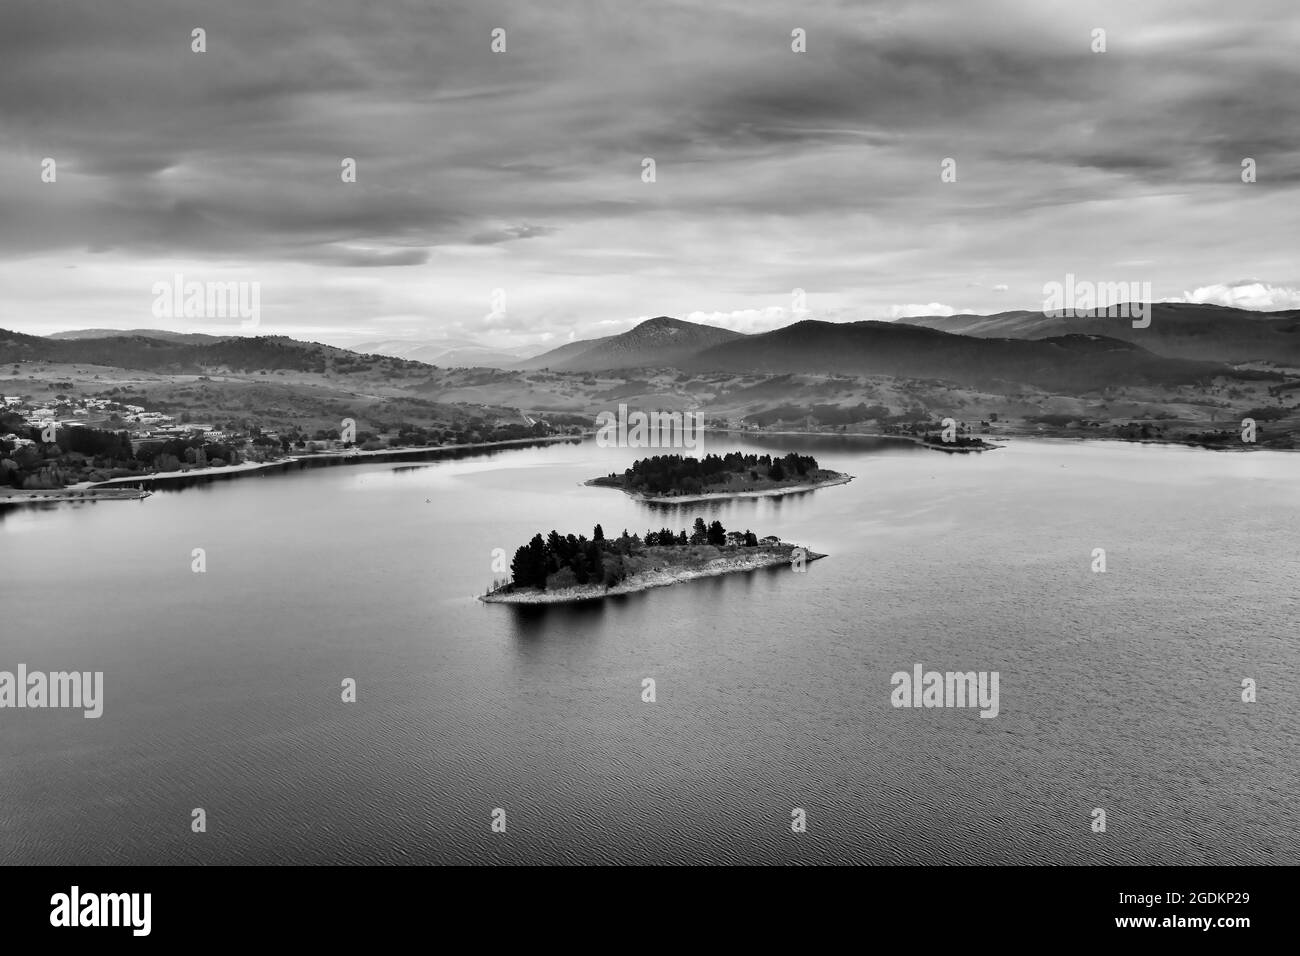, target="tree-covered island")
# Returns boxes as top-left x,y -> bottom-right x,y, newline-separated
586,451 -> 851,501
481,519 -> 825,604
